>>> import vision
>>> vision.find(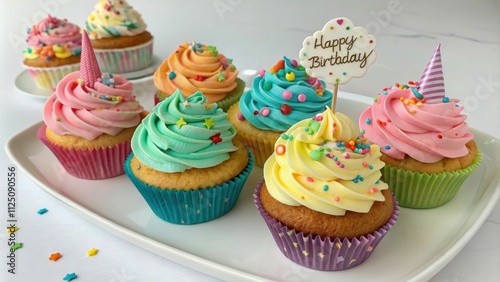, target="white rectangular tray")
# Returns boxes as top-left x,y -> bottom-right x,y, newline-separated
5,92 -> 500,281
